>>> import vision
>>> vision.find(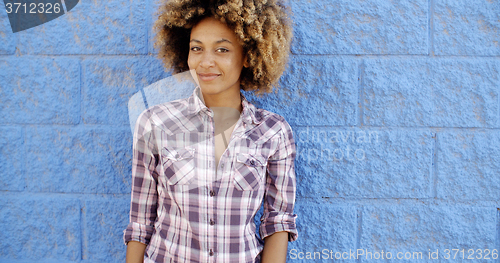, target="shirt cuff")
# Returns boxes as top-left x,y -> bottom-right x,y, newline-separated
123,221 -> 154,246
260,211 -> 298,242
